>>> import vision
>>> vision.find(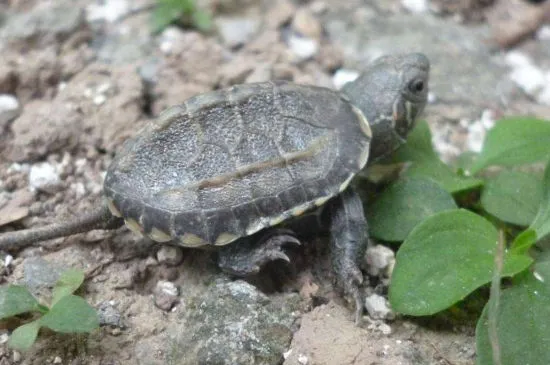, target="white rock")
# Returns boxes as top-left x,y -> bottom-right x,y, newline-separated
365,293 -> 393,320
536,25 -> 550,41
0,94 -> 21,127
402,0 -> 428,13
86,0 -> 130,23
154,280 -> 180,311
157,246 -> 184,266
159,26 -> 185,54
53,356 -> 62,364
378,323 -> 392,335
29,162 -> 61,193
365,244 -> 395,277
298,354 -> 309,365
287,34 -> 319,61
216,17 -> 261,48
332,69 -> 360,89
509,63 -> 546,95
